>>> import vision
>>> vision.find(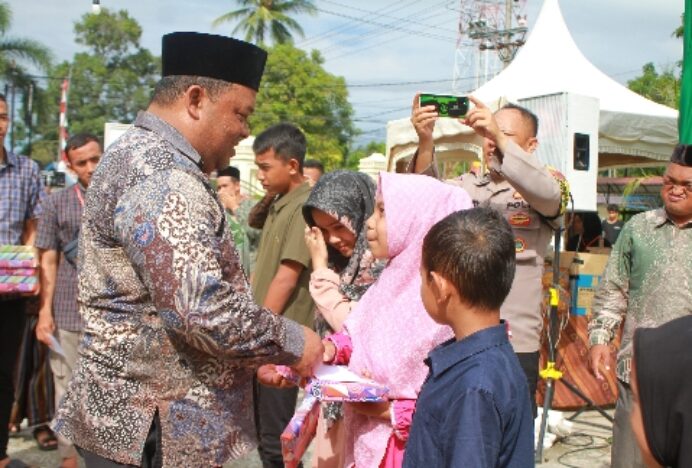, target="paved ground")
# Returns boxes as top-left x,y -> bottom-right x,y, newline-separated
8,408 -> 613,467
